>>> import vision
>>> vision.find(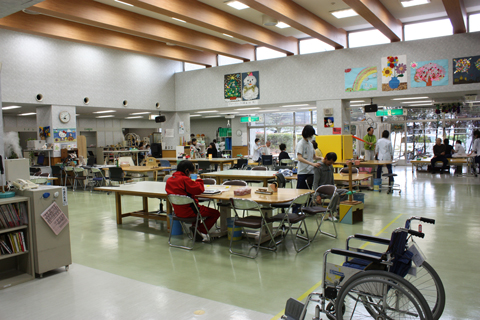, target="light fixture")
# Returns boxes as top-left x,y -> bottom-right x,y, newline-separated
220,112 -> 239,114
402,100 -> 432,104
195,110 -> 218,113
204,116 -> 221,118
225,0 -> 249,10
2,105 -> 22,110
172,17 -> 186,23
281,104 -> 309,108
299,107 -> 313,110
392,96 -> 429,100
129,112 -> 151,115
76,114 -> 80,116
262,14 -> 278,26
125,116 -> 143,119
350,104 -> 365,107
331,8 -> 358,19
259,109 -> 279,112
96,115 -> 115,118
190,115 -> 202,117
276,22 -> 290,29
234,107 -> 261,111
350,100 -> 365,103
408,103 -> 434,107
93,110 -> 116,114
18,112 -> 36,116
149,115 -> 157,120
223,33 -> 234,38
114,0 -> 133,6
400,0 -> 430,8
